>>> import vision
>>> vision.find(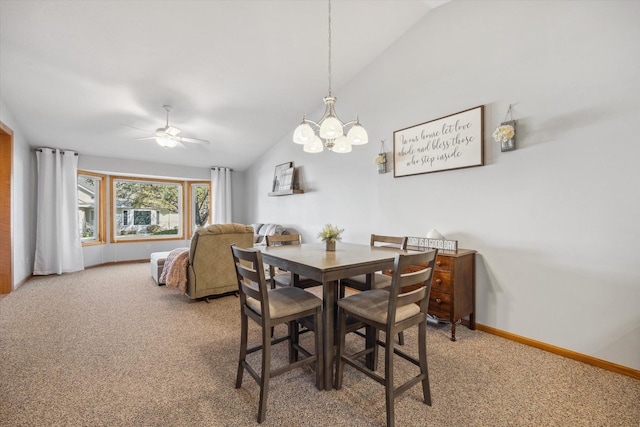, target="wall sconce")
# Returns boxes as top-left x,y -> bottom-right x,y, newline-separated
493,104 -> 516,152
374,140 -> 387,174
